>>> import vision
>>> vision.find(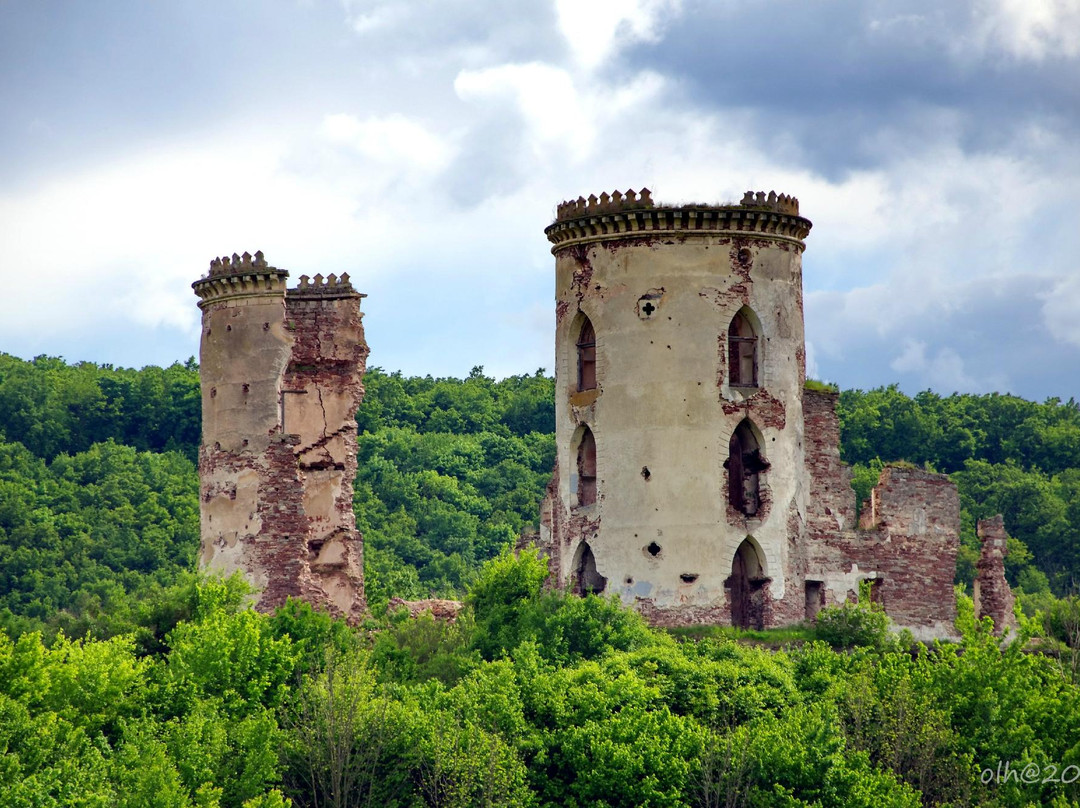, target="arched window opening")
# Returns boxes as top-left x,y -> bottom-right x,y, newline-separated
728,538 -> 767,630
577,317 -> 597,391
726,420 -> 768,516
576,427 -> 597,507
573,541 -> 606,596
728,309 -> 758,387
